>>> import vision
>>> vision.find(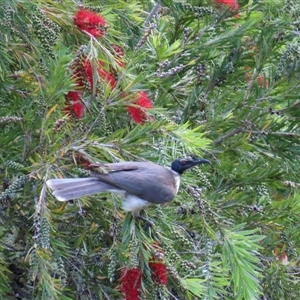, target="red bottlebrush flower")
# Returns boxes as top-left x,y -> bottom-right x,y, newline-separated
256,75 -> 269,88
98,68 -> 117,88
245,66 -> 269,88
111,44 -> 125,57
82,60 -> 116,91
281,252 -> 289,265
120,267 -> 142,300
111,44 -> 125,68
67,91 -> 81,102
149,242 -> 168,285
74,9 -> 107,38
65,91 -> 85,119
72,67 -> 85,88
82,60 -> 96,91
127,92 -> 154,124
149,261 -> 168,285
213,0 -> 239,12
74,153 -> 91,169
